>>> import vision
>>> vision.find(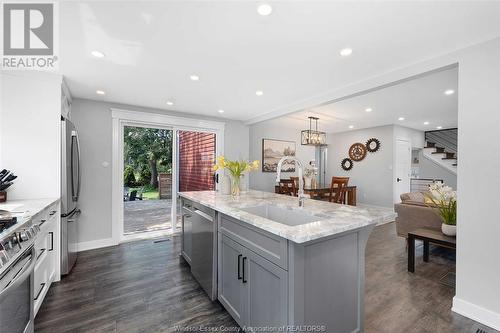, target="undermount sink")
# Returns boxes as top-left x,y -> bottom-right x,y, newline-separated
240,204 -> 319,226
